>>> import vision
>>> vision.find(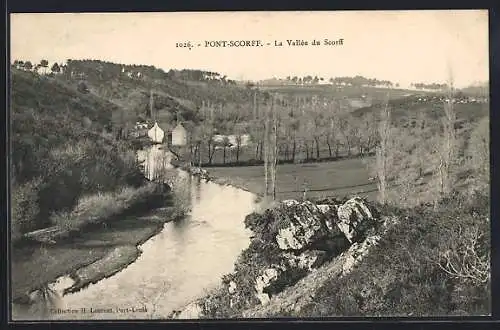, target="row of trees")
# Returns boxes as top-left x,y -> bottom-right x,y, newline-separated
280,75 -> 398,88
168,69 -> 237,85
12,59 -> 62,75
182,92 -> 380,168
